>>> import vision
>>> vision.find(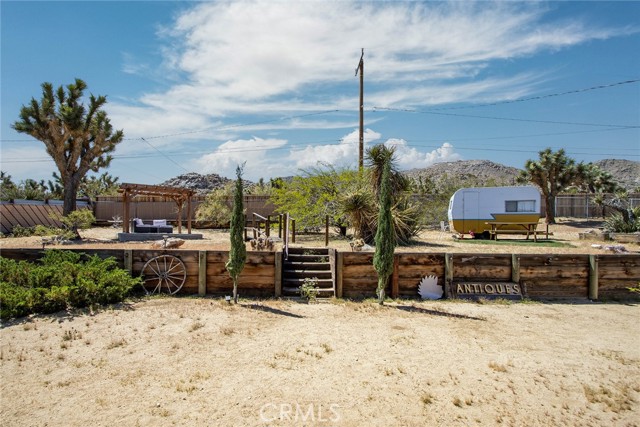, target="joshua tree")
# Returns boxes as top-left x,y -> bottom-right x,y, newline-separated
226,165 -> 247,304
517,148 -> 581,224
373,154 -> 395,305
12,79 -> 123,215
